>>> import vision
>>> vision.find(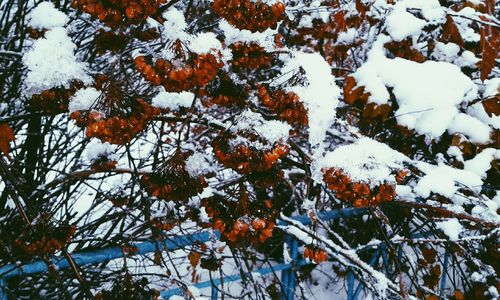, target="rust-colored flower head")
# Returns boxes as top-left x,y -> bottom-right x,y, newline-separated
71,0 -> 168,27
13,213 -> 76,258
30,80 -> 85,114
70,76 -> 159,144
212,0 -> 286,33
258,85 -> 308,126
135,40 -> 224,92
